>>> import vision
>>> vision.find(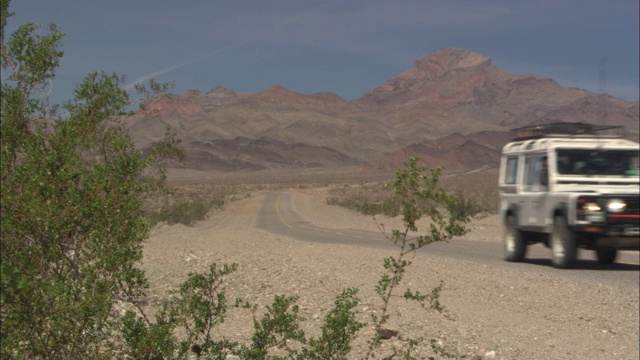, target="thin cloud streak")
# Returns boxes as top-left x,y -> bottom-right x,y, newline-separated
123,43 -> 242,91
123,1 -> 333,91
